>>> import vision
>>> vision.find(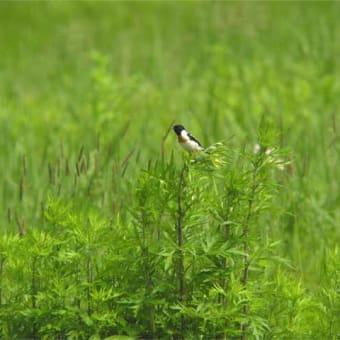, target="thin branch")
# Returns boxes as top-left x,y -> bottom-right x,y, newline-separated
176,163 -> 187,337
241,167 -> 257,340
